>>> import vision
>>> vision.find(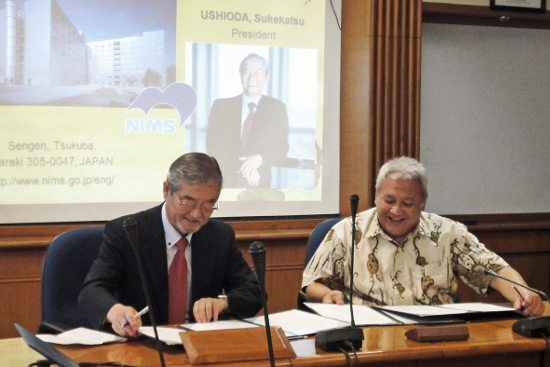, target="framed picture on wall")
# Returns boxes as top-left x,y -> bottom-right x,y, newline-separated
490,0 -> 546,13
